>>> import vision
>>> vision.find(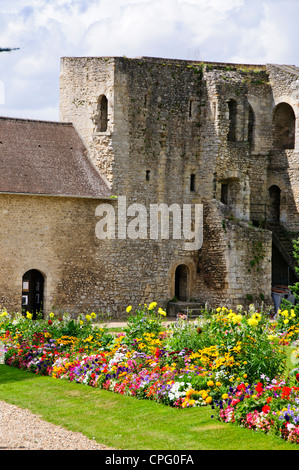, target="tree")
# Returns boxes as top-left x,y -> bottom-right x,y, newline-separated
0,47 -> 20,52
